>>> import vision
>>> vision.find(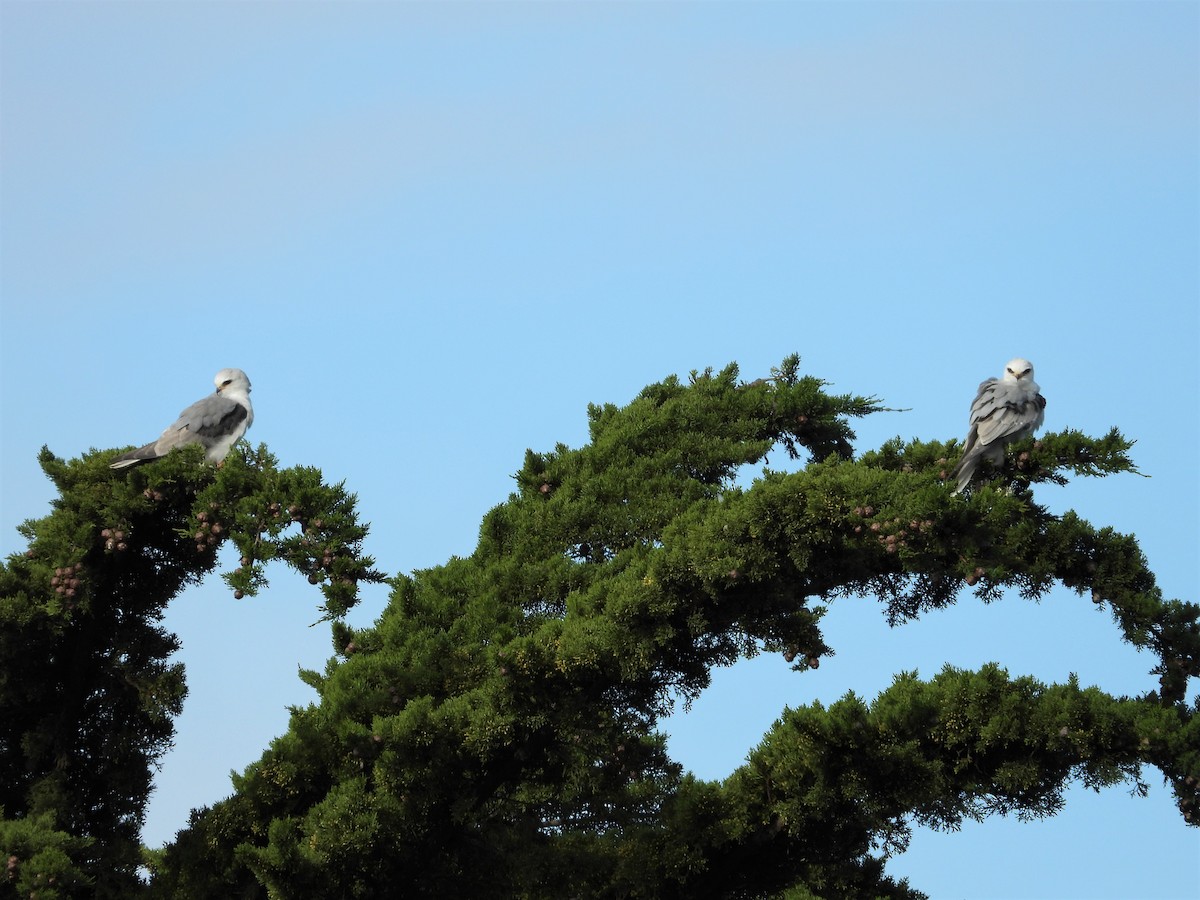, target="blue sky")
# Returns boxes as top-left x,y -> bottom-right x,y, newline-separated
1,2 -> 1197,896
